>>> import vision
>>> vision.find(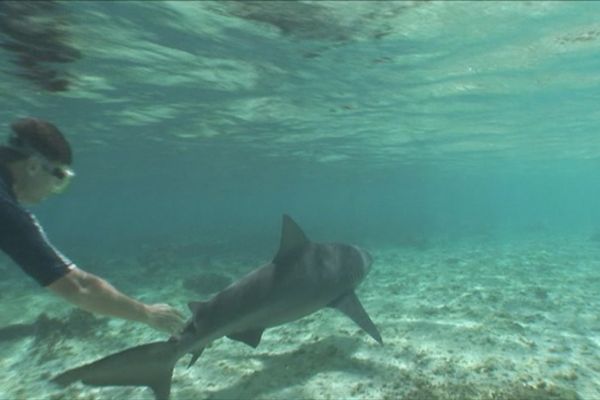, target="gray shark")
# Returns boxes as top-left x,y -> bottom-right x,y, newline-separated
52,214 -> 382,400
